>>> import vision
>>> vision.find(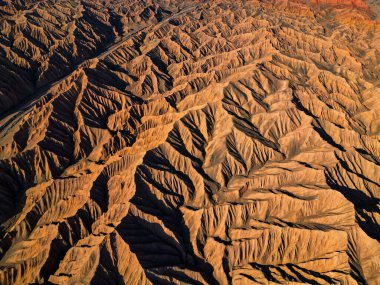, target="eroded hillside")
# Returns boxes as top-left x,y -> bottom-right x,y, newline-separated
0,0 -> 379,284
